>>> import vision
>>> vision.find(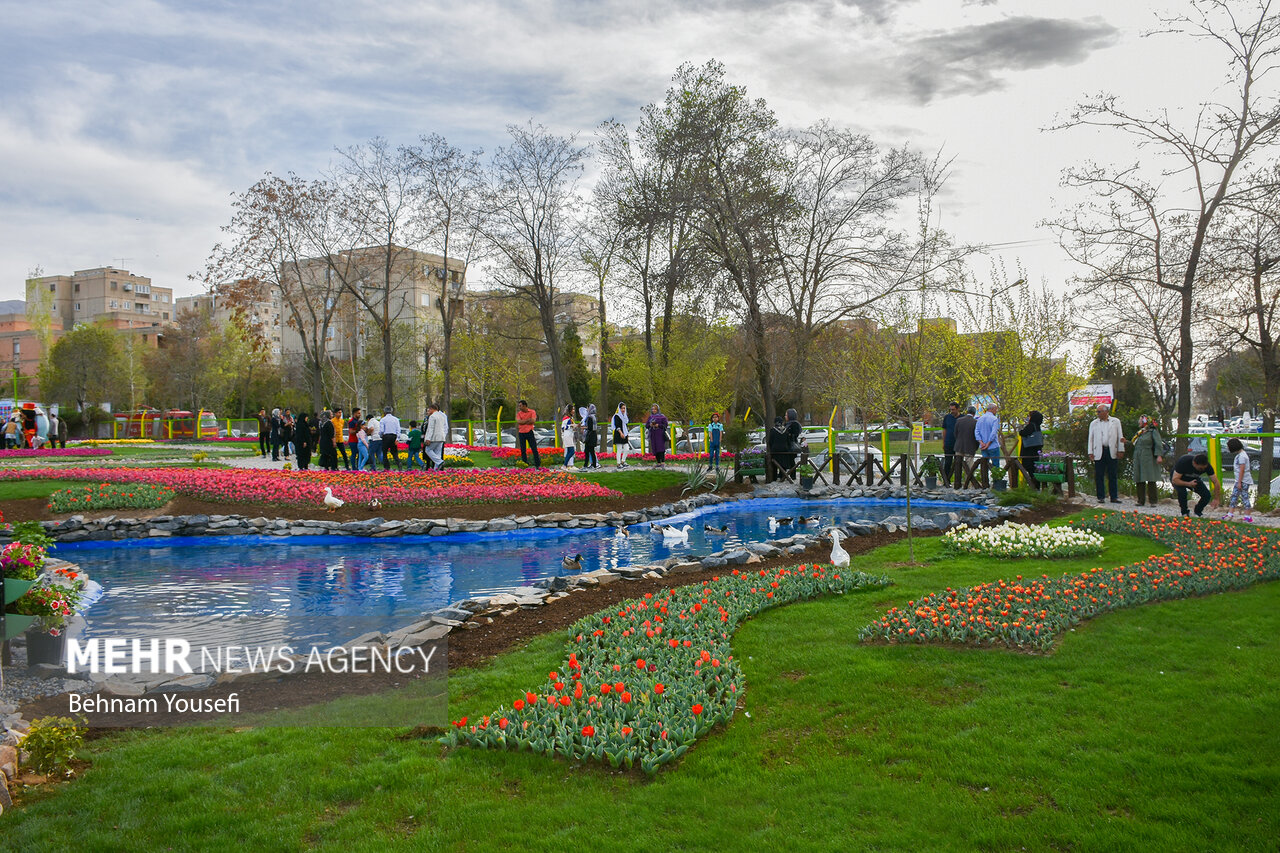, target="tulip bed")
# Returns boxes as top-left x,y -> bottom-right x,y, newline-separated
47,483 -> 176,513
446,564 -> 890,773
0,467 -> 620,509
941,522 -> 1105,559
0,448 -> 113,458
861,512 -> 1279,652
